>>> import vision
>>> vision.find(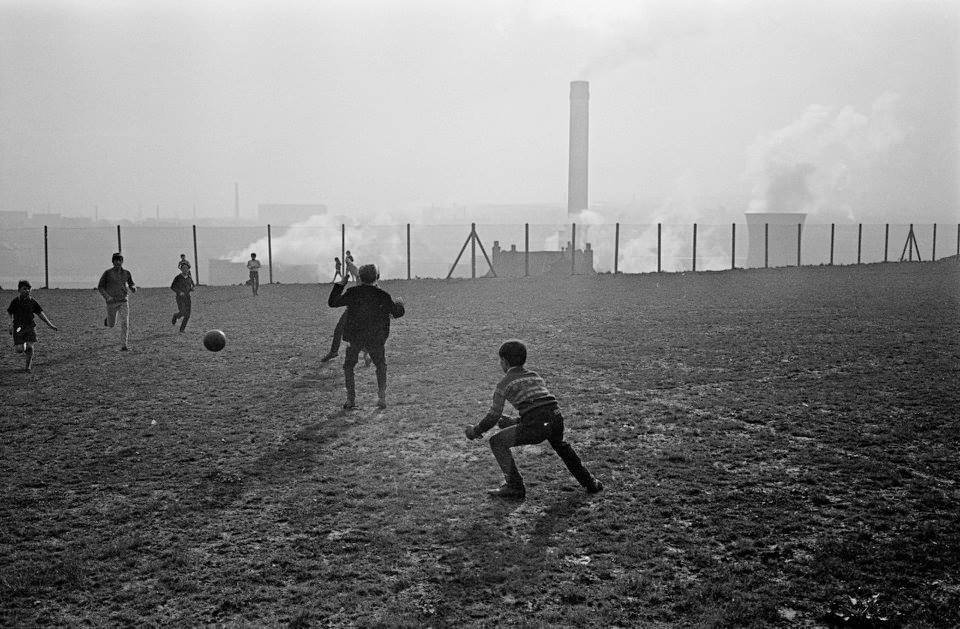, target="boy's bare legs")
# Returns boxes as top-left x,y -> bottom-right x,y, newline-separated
321,312 -> 346,362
